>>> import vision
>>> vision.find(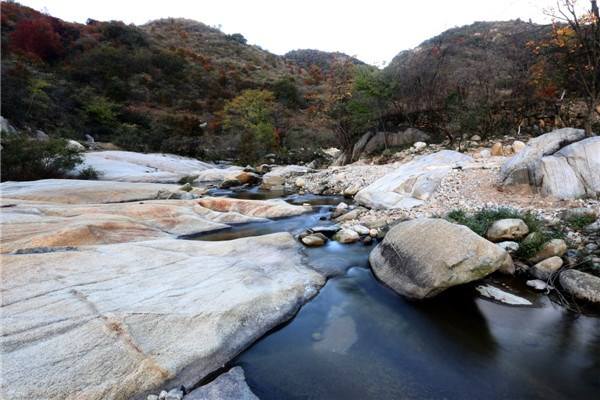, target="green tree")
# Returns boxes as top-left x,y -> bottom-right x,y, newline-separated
222,89 -> 277,163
